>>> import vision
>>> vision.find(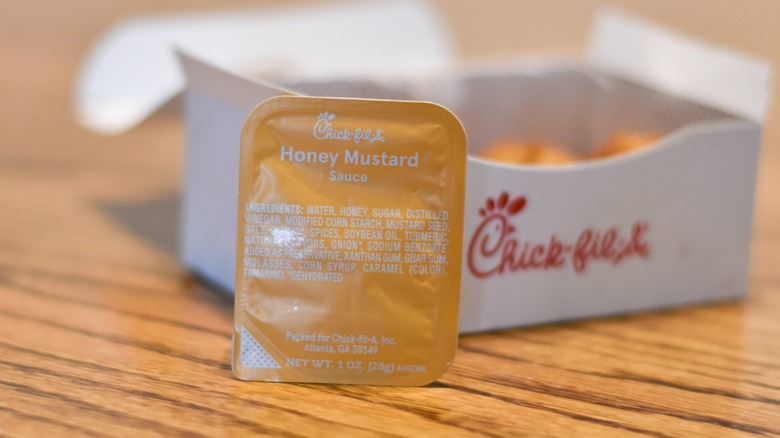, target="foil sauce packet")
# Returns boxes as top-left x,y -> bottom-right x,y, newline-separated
233,96 -> 467,385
